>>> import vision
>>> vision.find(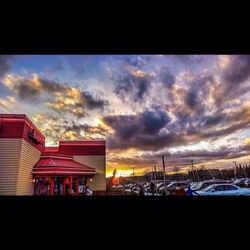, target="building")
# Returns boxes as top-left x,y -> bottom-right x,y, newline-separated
0,114 -> 106,195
